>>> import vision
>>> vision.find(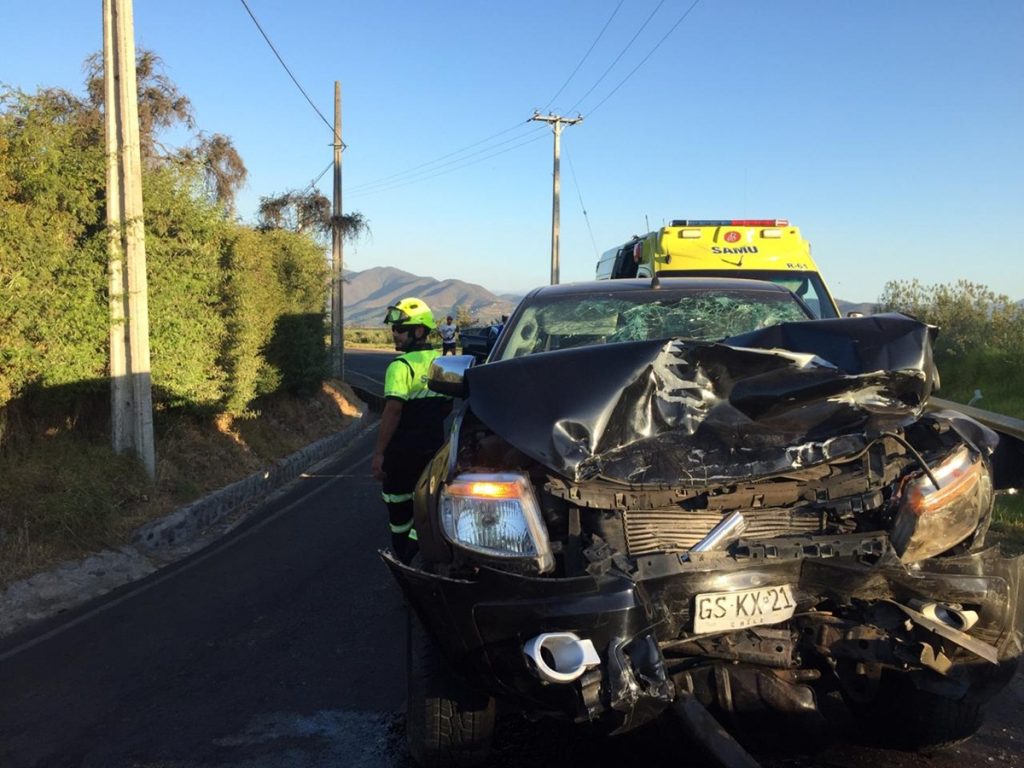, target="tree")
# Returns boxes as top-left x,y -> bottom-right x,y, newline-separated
177,132 -> 247,213
84,49 -> 247,212
454,305 -> 477,329
257,188 -> 369,245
